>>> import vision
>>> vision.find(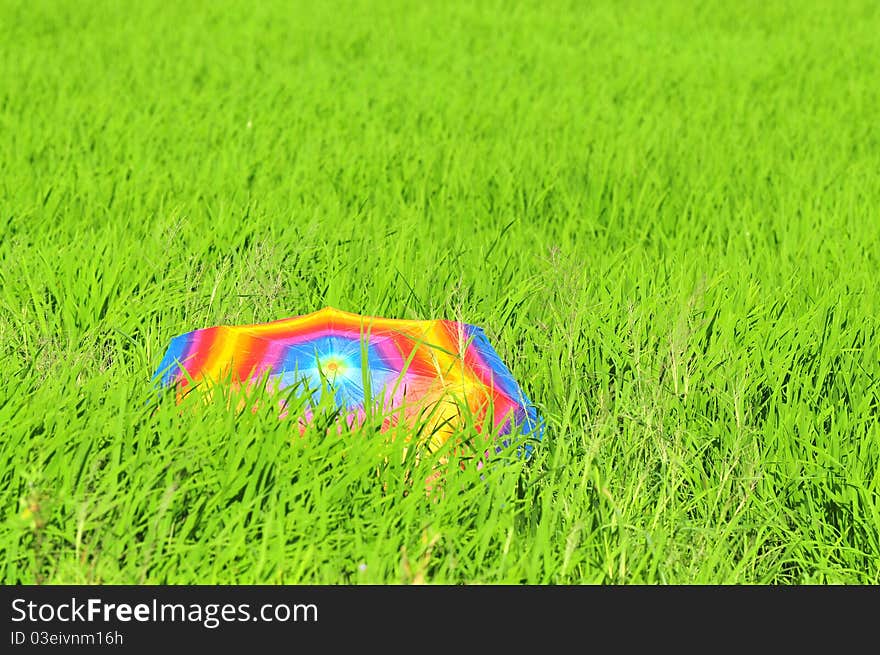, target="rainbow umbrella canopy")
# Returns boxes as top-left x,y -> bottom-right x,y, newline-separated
153,307 -> 543,452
